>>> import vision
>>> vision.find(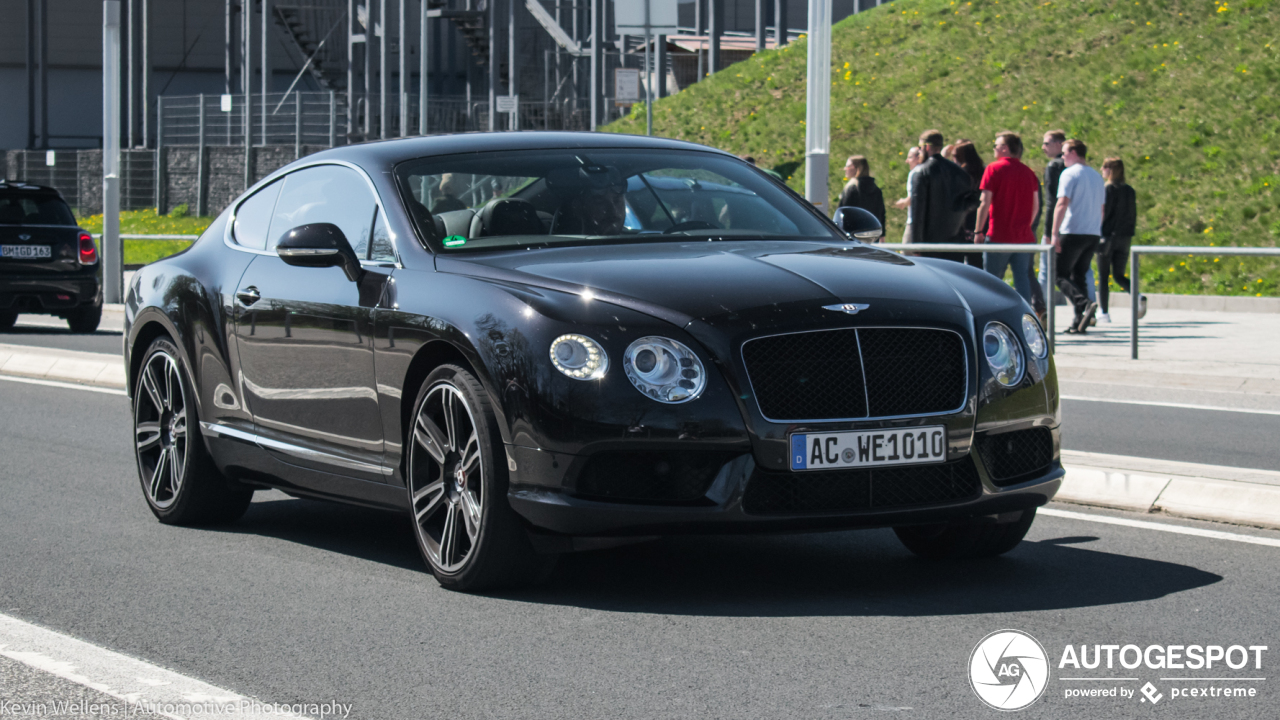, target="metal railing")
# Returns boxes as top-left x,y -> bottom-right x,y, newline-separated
1129,246 -> 1280,359
879,243 -> 1058,351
